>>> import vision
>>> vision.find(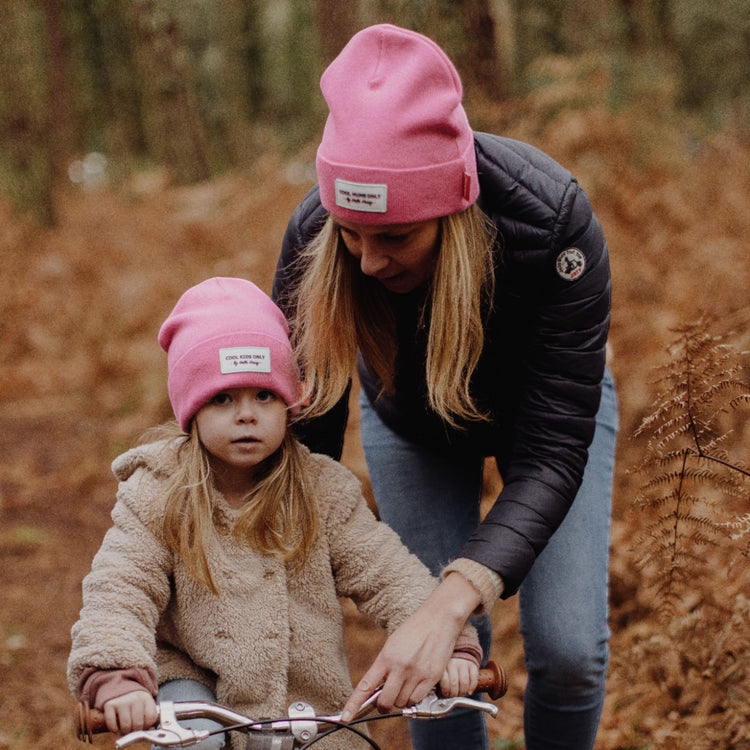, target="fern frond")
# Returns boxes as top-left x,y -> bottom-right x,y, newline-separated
729,394 -> 750,409
633,489 -> 689,511
636,471 -> 698,494
630,314 -> 750,611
